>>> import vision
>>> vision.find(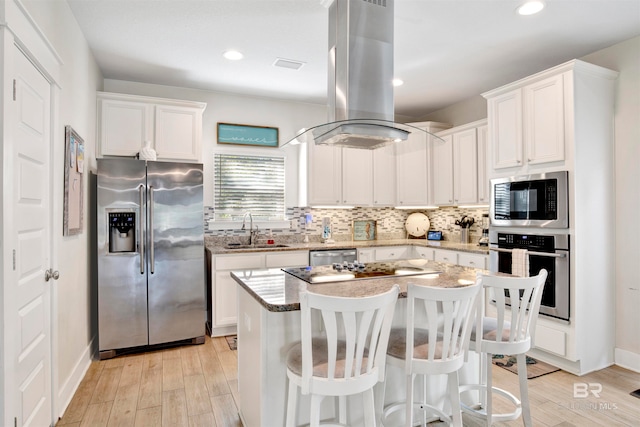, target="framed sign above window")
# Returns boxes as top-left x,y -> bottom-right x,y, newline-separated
217,122 -> 279,147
